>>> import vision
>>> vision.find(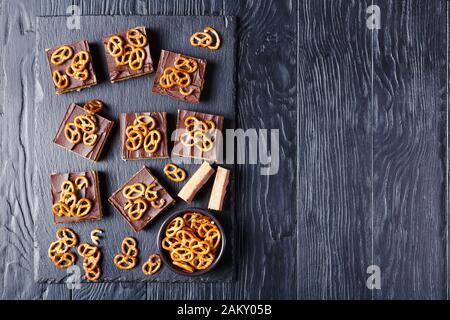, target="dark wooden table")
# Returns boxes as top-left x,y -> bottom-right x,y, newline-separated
0,0 -> 448,300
